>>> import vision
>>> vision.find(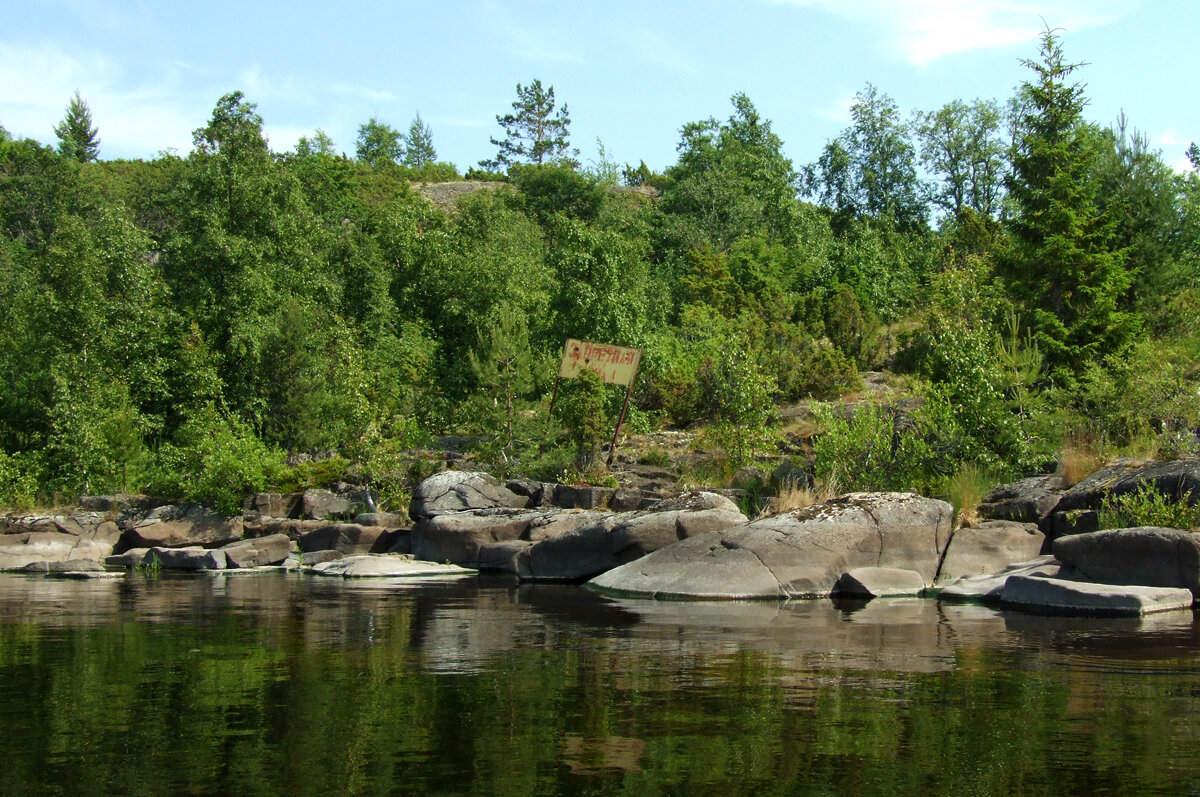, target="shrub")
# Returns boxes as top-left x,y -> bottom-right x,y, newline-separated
1099,484 -> 1200,531
0,450 -> 41,510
